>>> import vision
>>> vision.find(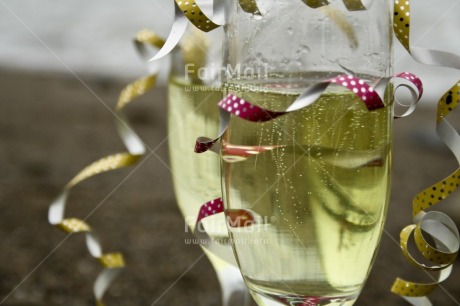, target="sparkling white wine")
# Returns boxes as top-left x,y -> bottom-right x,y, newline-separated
222,84 -> 392,305
168,76 -> 237,279
168,77 -> 221,230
